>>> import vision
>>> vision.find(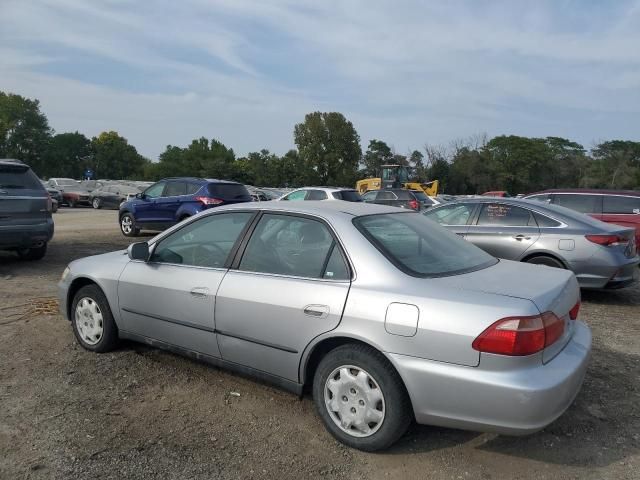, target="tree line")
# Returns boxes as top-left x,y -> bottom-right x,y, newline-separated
1,91 -> 638,194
